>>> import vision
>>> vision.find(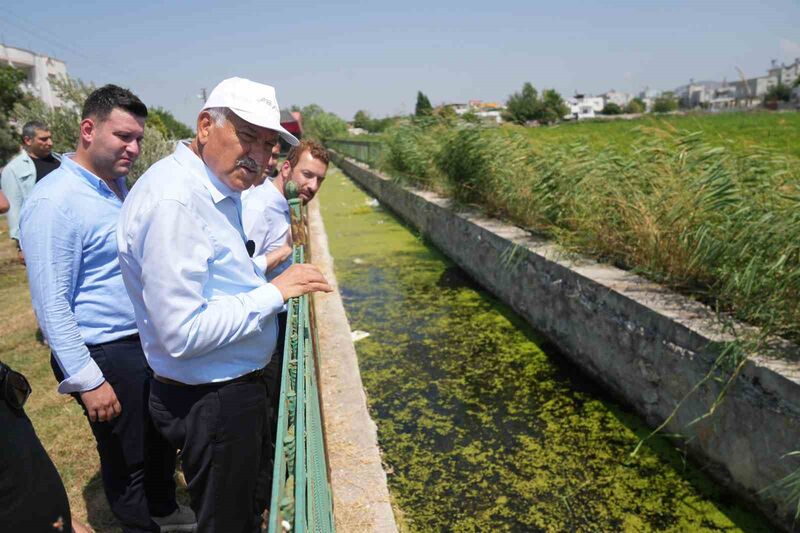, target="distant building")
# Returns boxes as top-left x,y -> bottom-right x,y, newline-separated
0,44 -> 68,108
674,80 -> 721,108
565,94 -> 604,120
636,88 -> 661,112
445,100 -> 504,123
730,75 -> 779,106
767,58 -> 800,88
600,90 -> 631,108
449,103 -> 470,115
708,82 -> 737,110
